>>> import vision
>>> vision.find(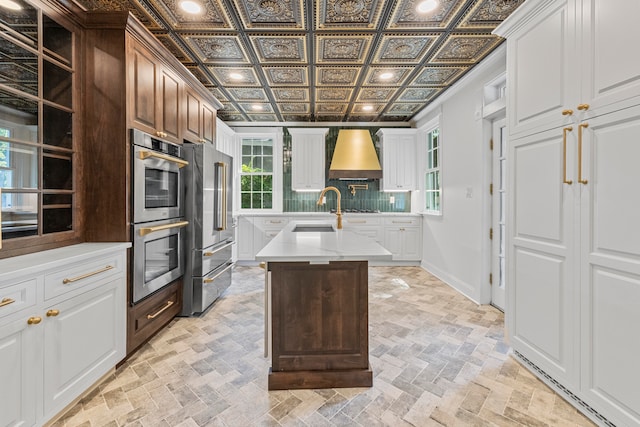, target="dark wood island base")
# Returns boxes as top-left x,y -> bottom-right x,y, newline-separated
268,260 -> 371,390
